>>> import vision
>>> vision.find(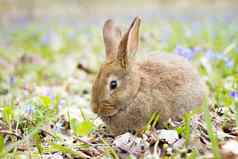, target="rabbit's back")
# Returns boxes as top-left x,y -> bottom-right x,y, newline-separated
138,53 -> 206,120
